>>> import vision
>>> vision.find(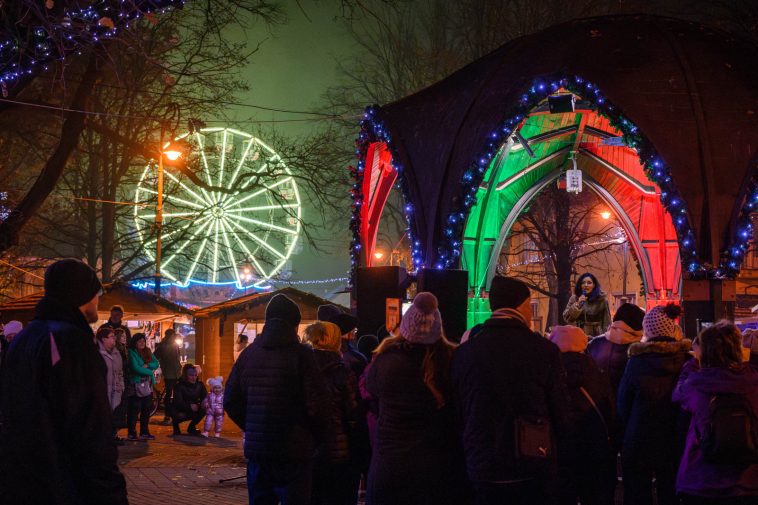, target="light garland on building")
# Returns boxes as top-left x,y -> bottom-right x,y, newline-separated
724,177 -> 758,277
435,76 -> 706,278
348,106 -> 422,284
0,0 -> 185,91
